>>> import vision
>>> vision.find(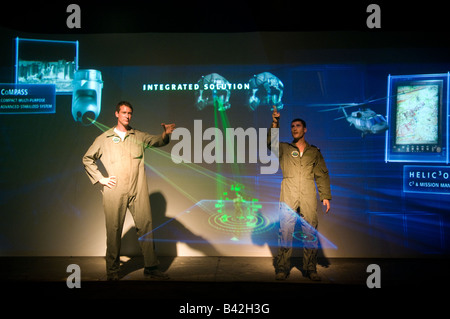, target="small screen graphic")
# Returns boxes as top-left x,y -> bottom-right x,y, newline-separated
15,38 -> 78,94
